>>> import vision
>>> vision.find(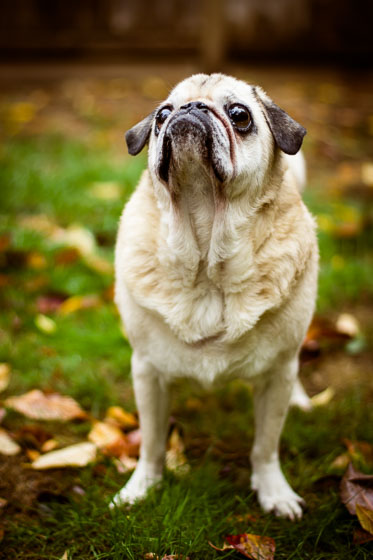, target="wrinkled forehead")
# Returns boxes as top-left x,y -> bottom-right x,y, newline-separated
168,73 -> 257,108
